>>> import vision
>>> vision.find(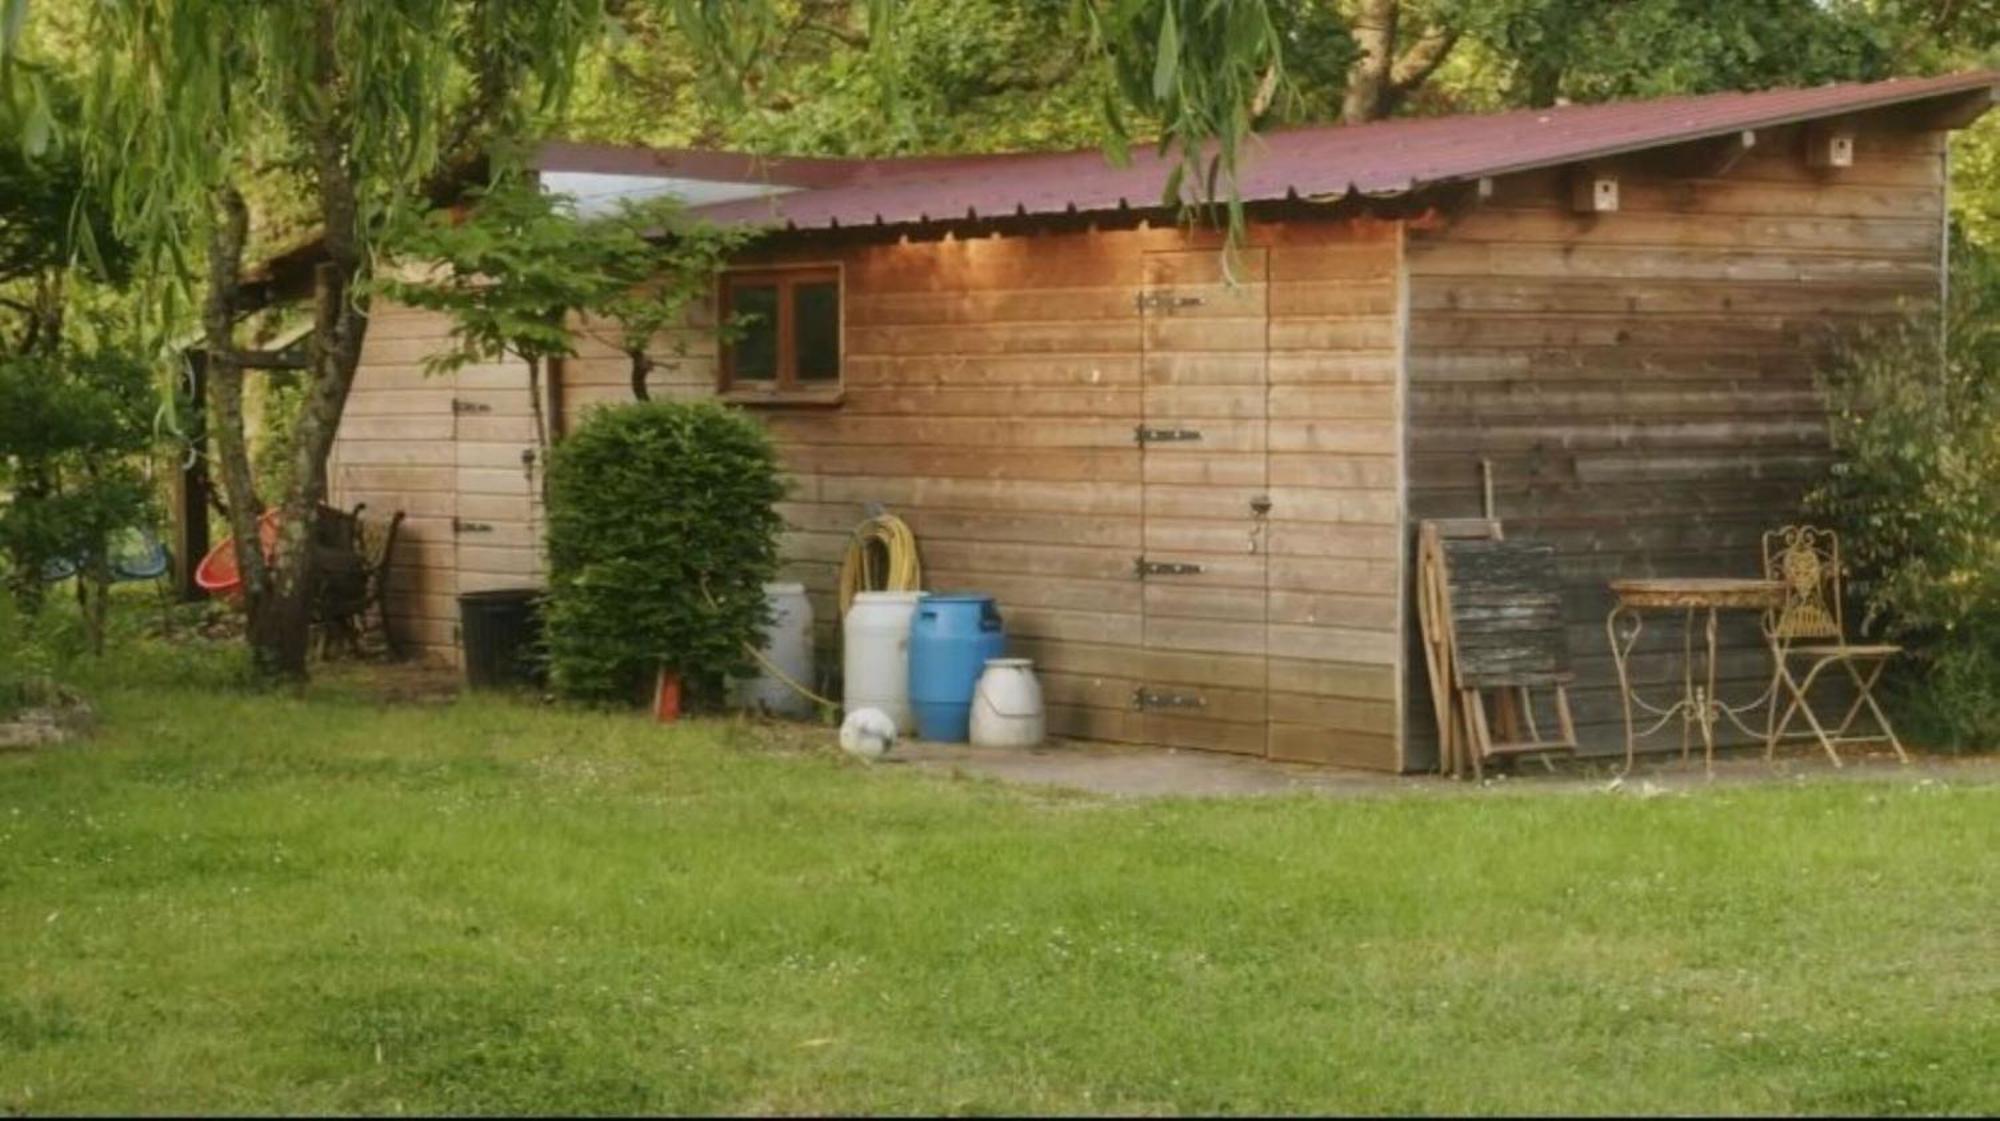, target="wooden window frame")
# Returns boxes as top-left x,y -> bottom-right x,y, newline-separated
718,264 -> 844,406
